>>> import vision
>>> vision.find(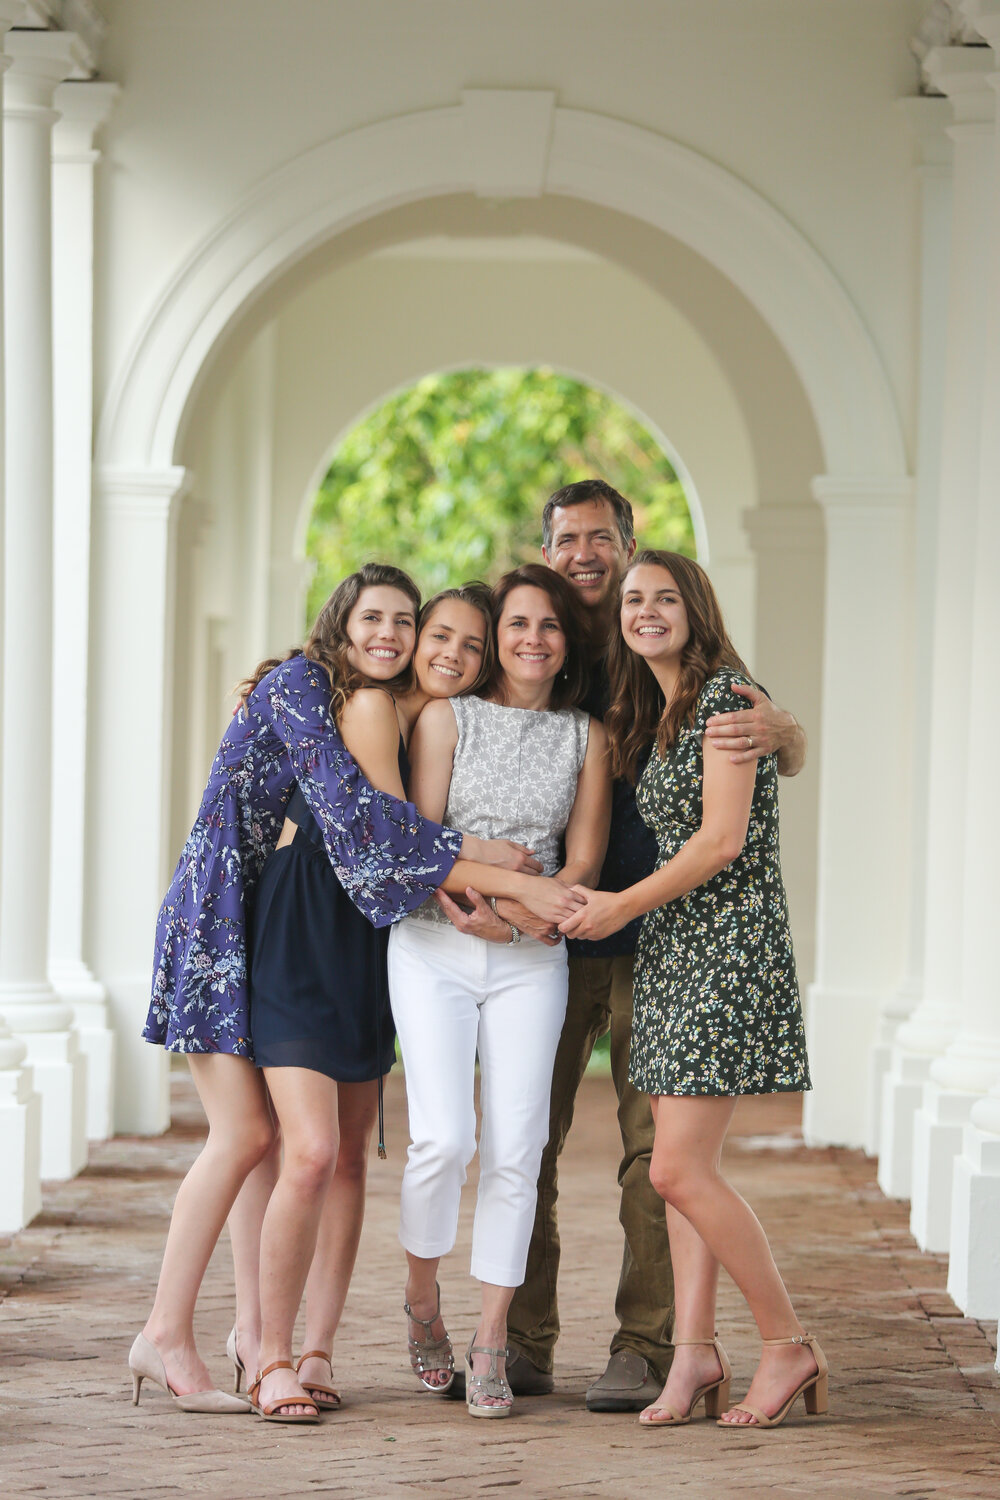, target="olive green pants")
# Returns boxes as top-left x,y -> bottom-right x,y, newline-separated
506,954 -> 675,1380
